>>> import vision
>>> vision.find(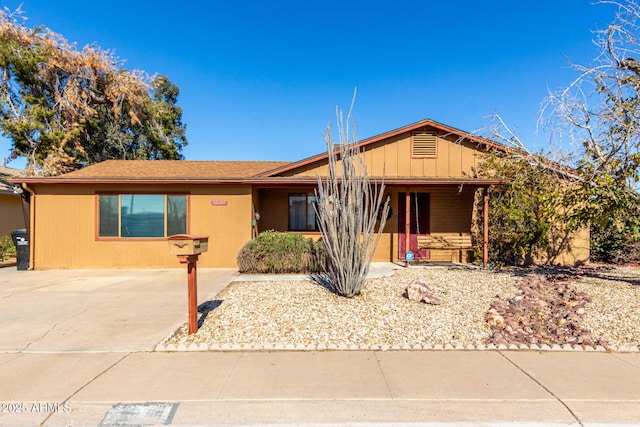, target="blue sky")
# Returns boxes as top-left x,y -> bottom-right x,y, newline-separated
1,1 -> 617,168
